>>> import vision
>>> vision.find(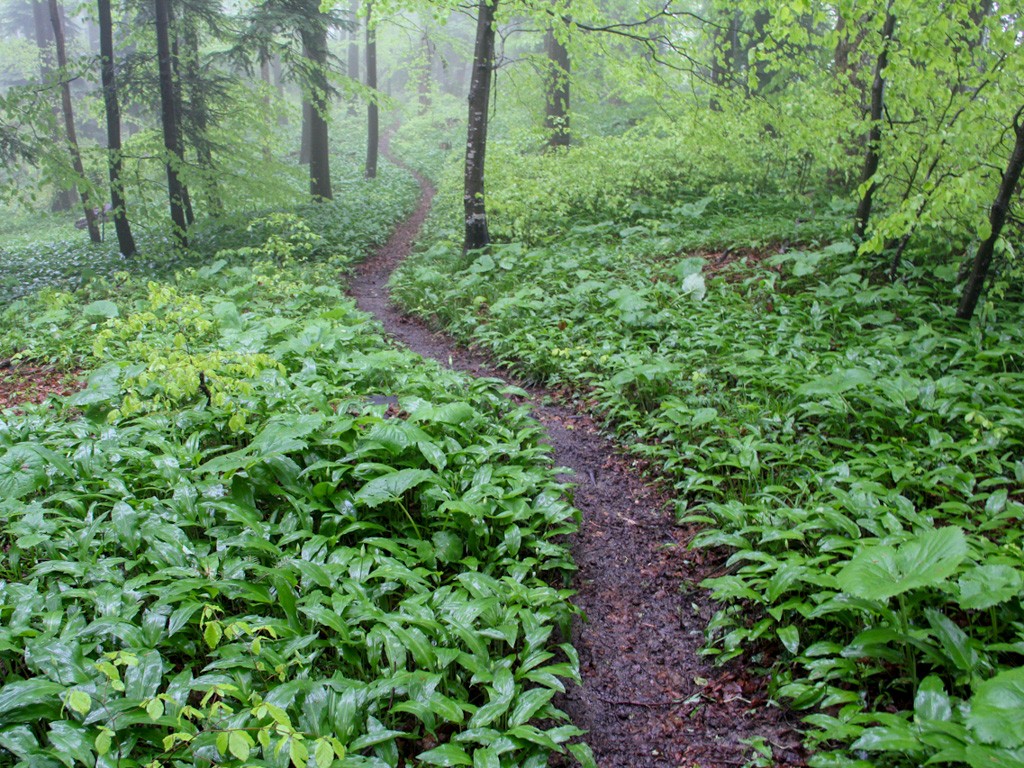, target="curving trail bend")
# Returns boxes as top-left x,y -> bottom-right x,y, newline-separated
346,144 -> 804,768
